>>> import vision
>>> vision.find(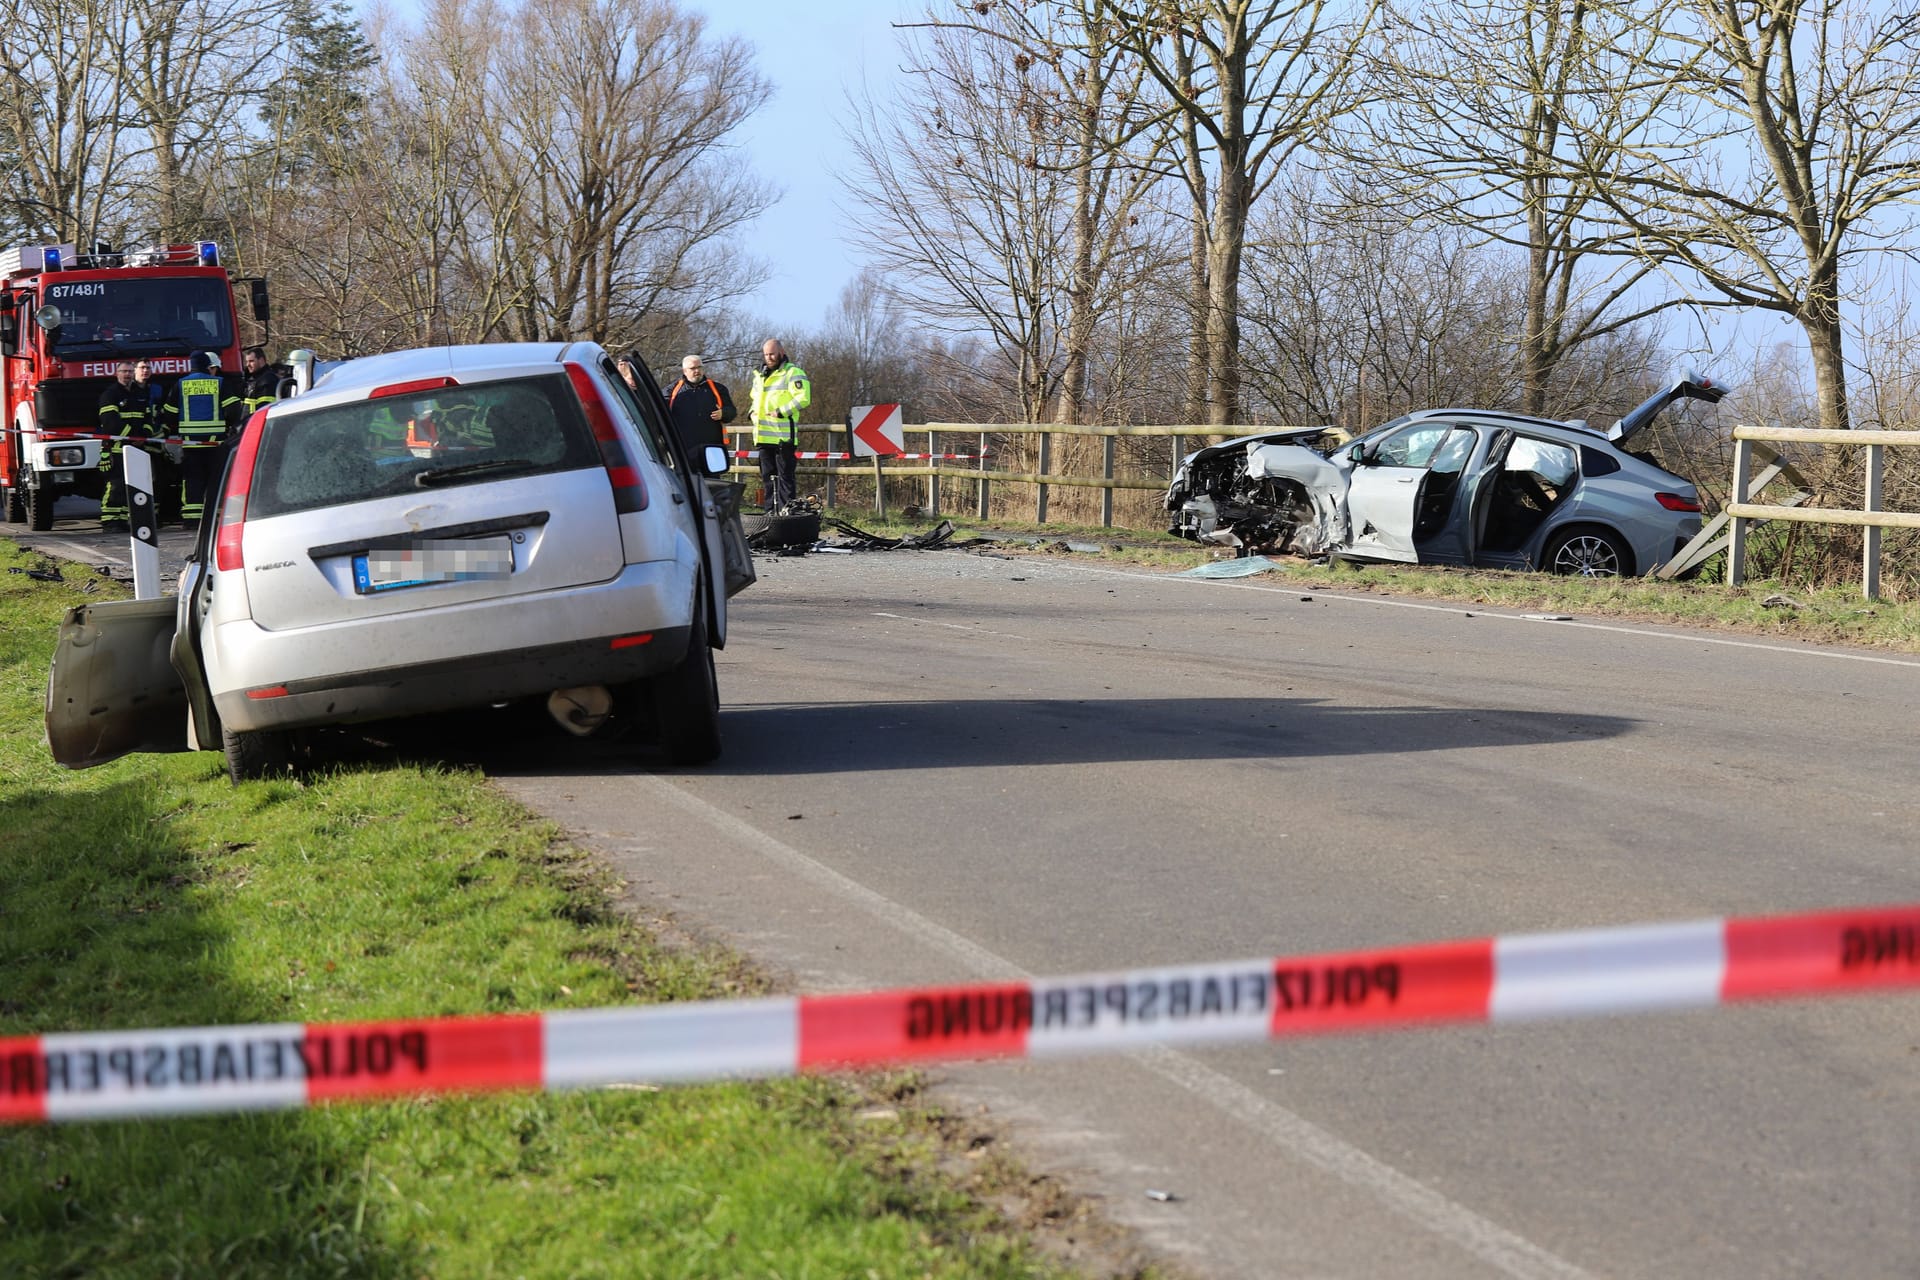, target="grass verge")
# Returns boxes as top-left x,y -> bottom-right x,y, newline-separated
0,539 -> 1102,1279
